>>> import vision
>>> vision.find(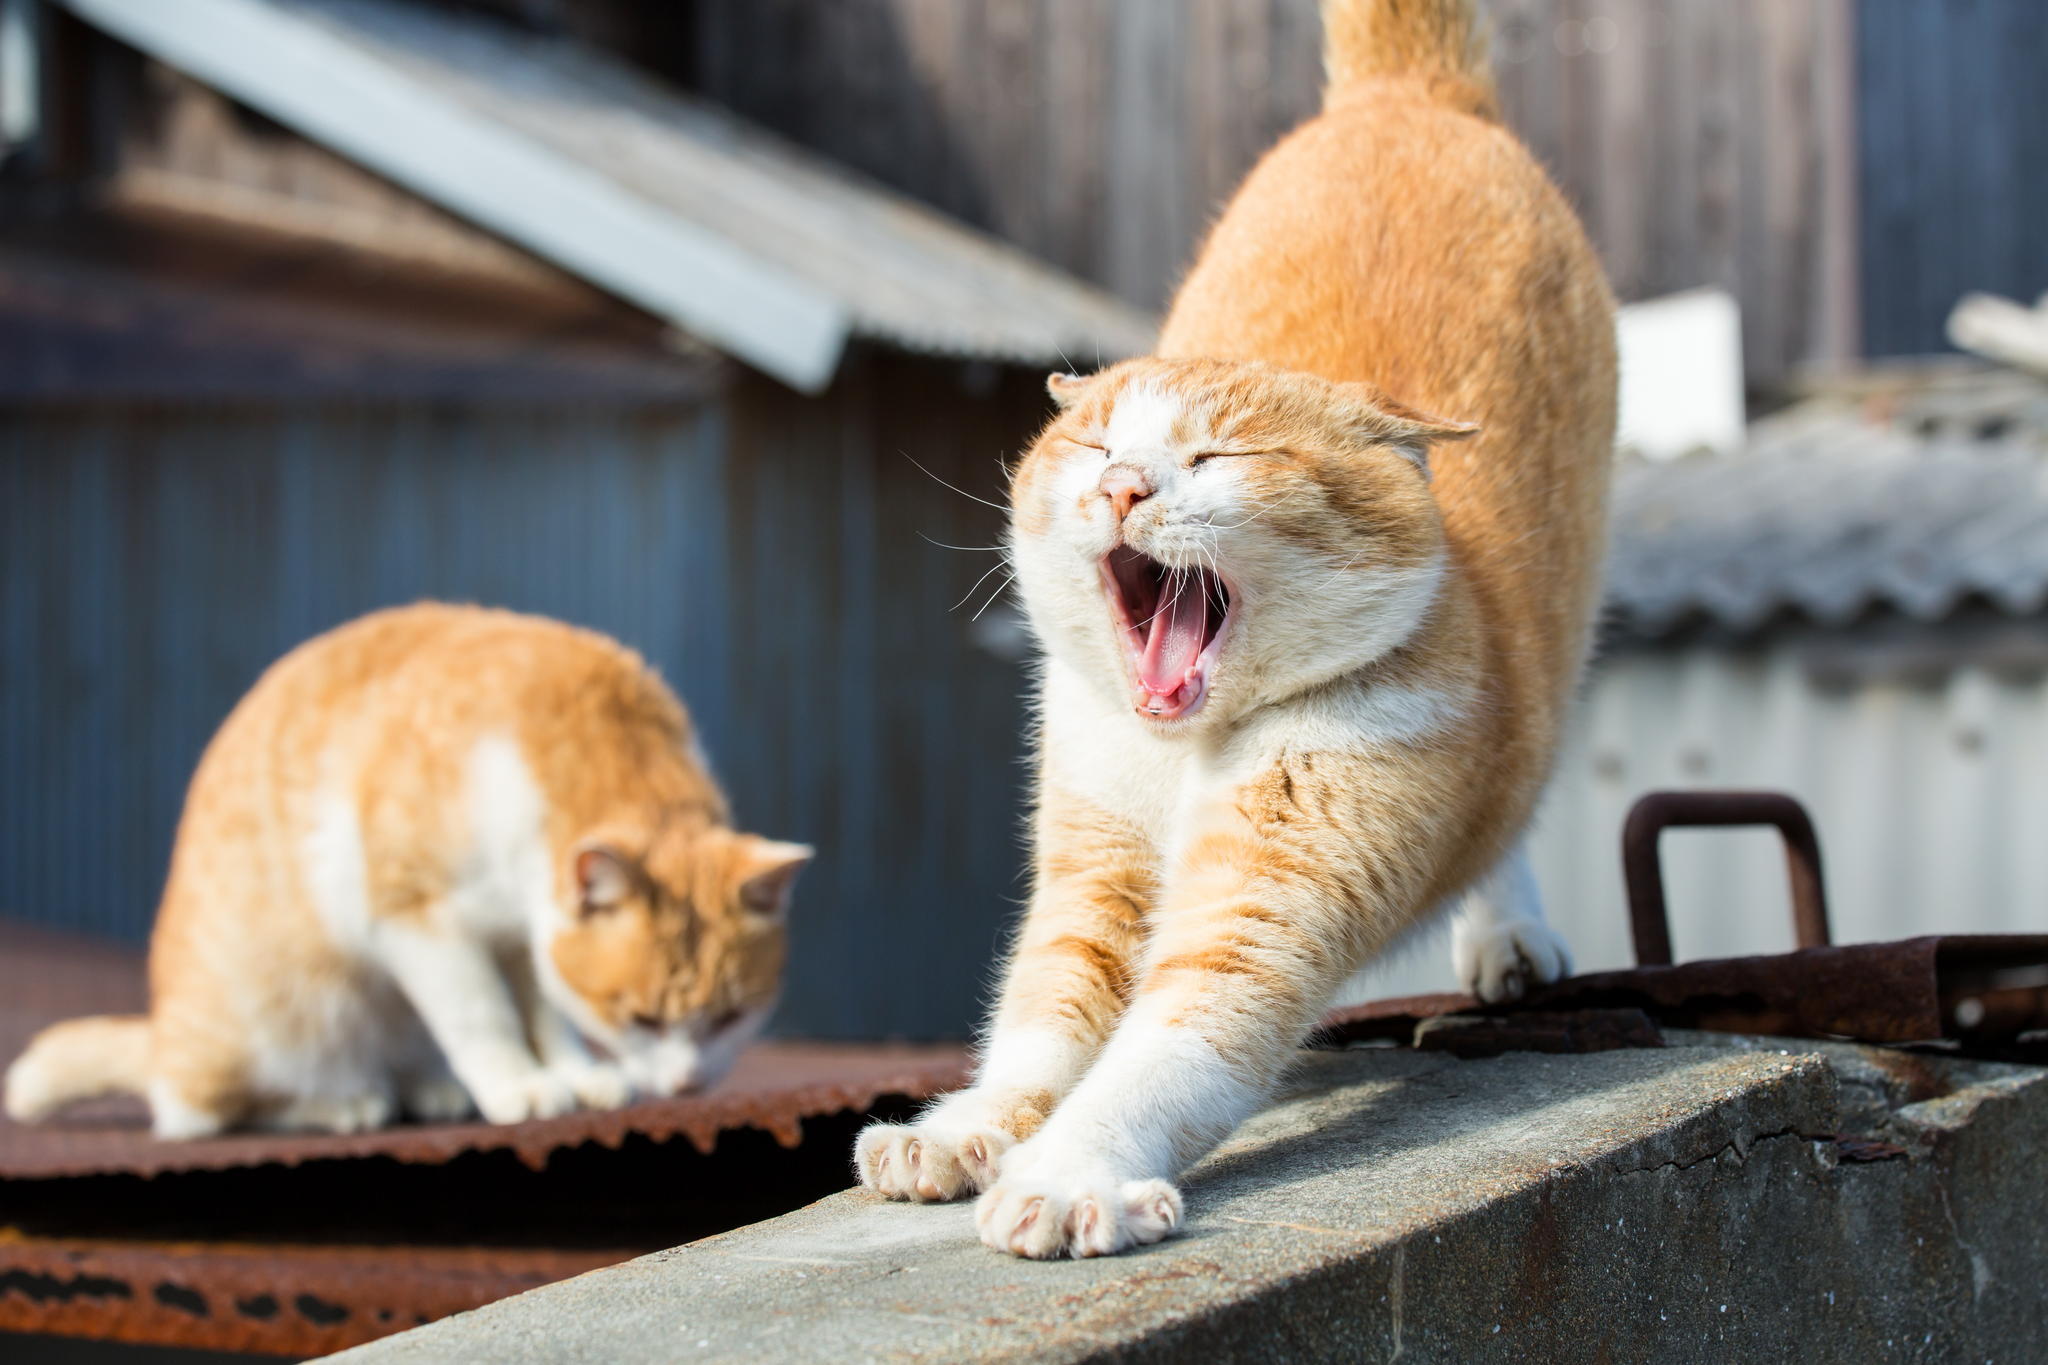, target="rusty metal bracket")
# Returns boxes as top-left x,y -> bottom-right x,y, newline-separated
1623,789 -> 1831,966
